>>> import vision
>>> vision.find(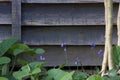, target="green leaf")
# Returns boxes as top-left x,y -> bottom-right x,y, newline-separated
87,75 -> 104,80
0,77 -> 8,80
47,69 -> 74,80
73,72 -> 89,80
112,45 -> 120,68
13,49 -> 24,56
60,71 -> 74,80
17,59 -> 29,66
31,68 -> 41,75
8,44 -> 30,55
2,64 -> 9,76
0,57 -> 11,65
3,75 -> 17,80
13,71 -> 30,79
107,69 -> 117,77
35,48 -> 45,54
0,37 -> 18,56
